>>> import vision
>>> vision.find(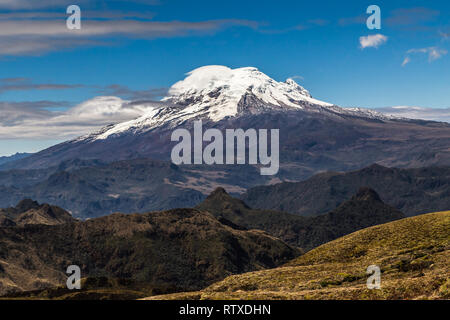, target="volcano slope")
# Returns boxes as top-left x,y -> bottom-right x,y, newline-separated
146,211 -> 450,300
